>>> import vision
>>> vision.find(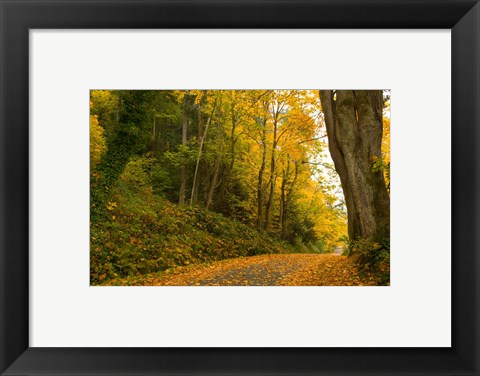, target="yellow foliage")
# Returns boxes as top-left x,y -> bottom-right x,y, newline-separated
90,114 -> 106,169
106,201 -> 117,211
382,109 -> 391,192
